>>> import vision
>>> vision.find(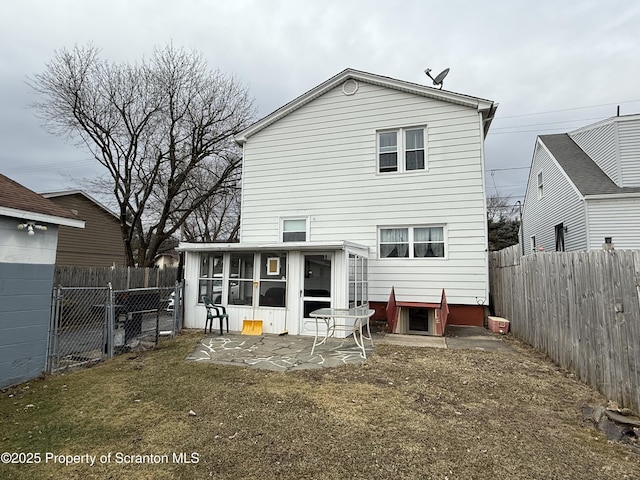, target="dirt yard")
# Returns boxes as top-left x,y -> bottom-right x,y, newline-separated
1,331 -> 639,479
